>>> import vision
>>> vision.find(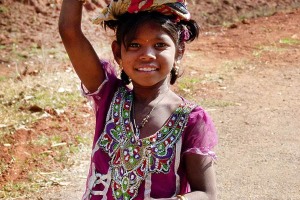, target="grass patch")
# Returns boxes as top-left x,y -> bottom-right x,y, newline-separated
253,38 -> 299,58
0,5 -> 9,14
279,38 -> 300,45
177,76 -> 203,94
75,134 -> 91,145
0,131 -> 91,198
1,181 -> 41,199
0,76 -> 8,82
0,45 -> 6,50
252,45 -> 285,57
0,72 -> 83,138
0,8 -> 93,198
